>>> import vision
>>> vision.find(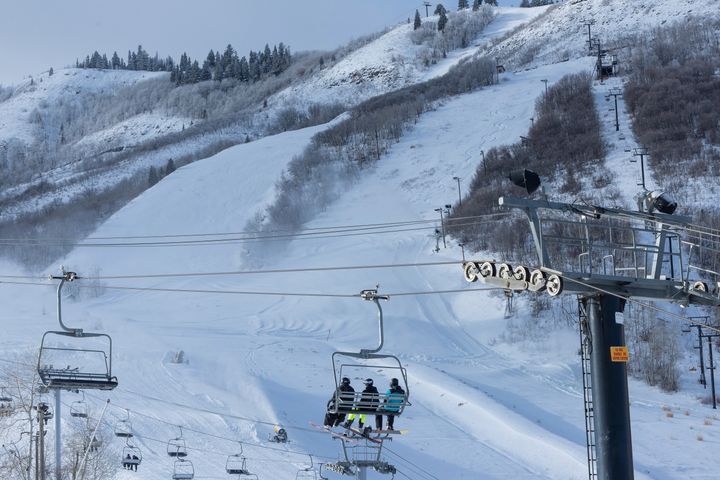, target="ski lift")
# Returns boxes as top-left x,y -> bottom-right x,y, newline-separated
0,388 -> 13,417
115,409 -> 133,438
89,434 -> 102,452
70,392 -> 88,418
172,458 -> 194,480
226,445 -> 258,478
121,439 -> 142,470
327,290 -> 410,419
167,427 -> 188,457
36,271 -> 118,391
296,455 -> 318,480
